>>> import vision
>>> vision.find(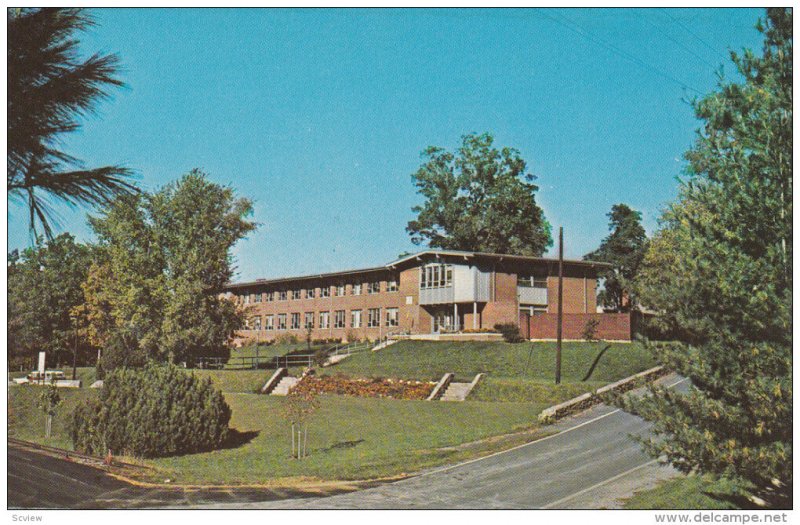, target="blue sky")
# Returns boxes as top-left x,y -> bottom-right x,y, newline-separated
7,8 -> 765,282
